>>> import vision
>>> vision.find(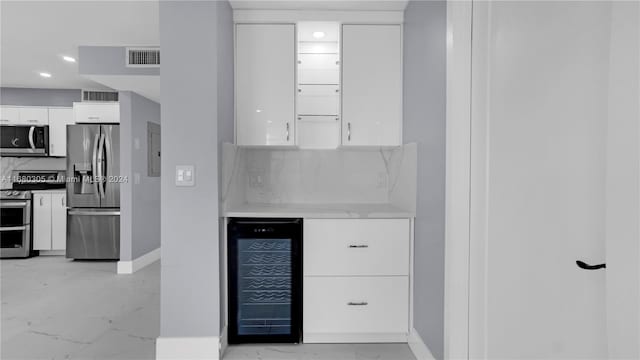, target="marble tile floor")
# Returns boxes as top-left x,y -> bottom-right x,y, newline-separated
1,256 -> 416,360
1,256 -> 159,360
